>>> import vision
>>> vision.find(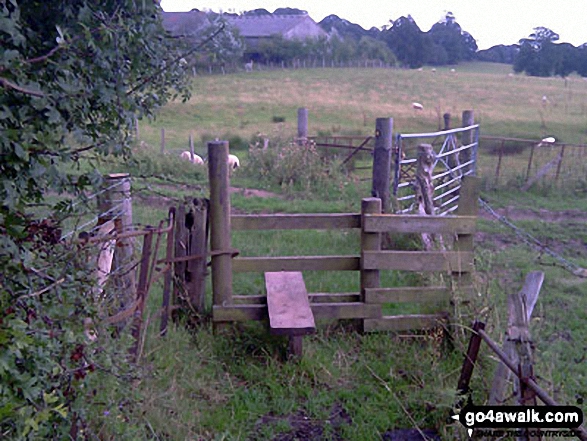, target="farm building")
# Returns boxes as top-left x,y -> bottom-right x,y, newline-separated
226,14 -> 328,59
